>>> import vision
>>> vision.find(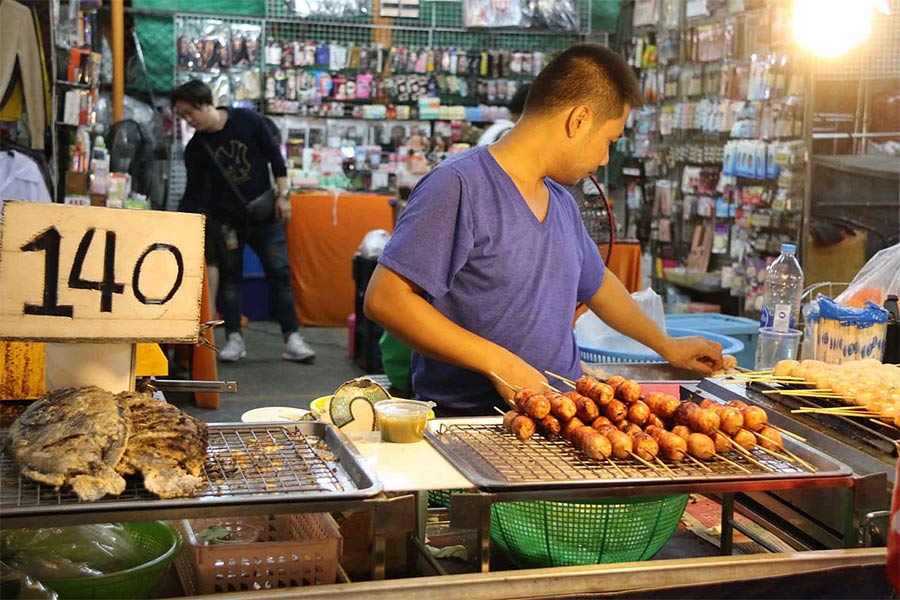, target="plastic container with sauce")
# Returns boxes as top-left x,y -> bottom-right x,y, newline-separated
374,399 -> 435,443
